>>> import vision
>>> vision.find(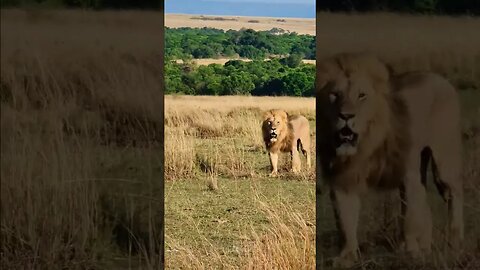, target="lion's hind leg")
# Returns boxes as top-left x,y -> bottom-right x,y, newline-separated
428,86 -> 464,251
291,147 -> 301,173
403,150 -> 432,257
430,146 -> 464,251
297,138 -> 311,170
